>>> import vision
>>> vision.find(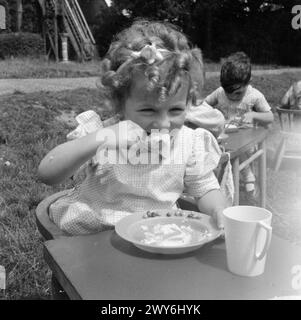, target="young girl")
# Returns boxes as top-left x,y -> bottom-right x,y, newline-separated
38,20 -> 227,235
